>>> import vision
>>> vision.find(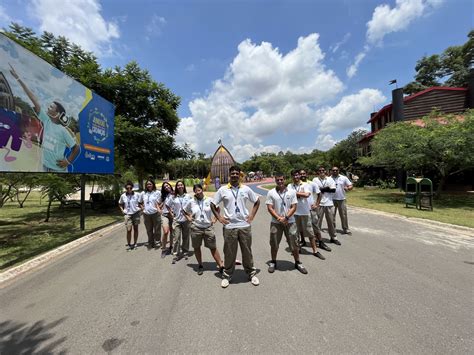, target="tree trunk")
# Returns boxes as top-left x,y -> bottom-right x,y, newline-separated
17,187 -> 32,208
436,174 -> 447,197
44,195 -> 53,222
